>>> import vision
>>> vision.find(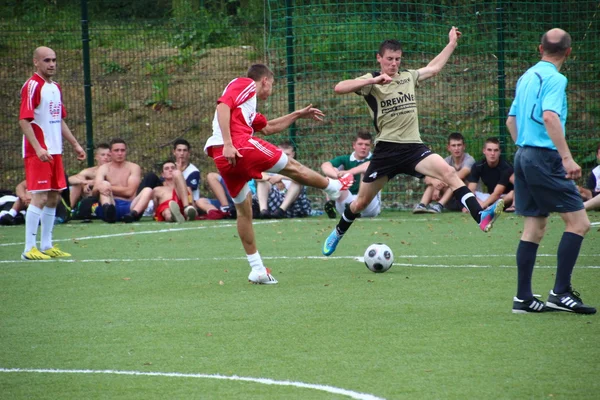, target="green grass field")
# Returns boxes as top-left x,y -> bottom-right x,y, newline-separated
1,212 -> 599,399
